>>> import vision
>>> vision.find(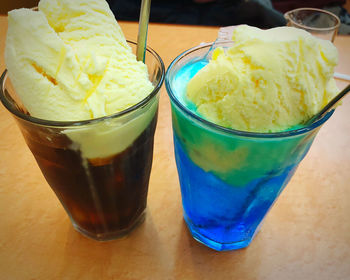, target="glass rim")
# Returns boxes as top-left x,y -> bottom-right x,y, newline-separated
165,42 -> 334,139
0,40 -> 165,127
284,7 -> 341,32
